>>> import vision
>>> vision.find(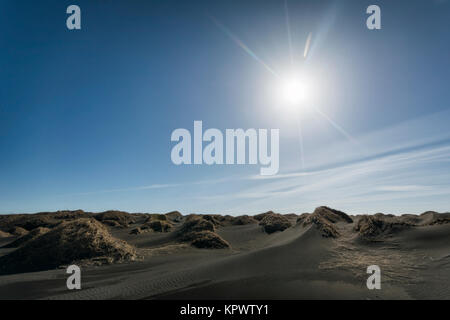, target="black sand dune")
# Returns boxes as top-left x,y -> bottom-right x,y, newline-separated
0,207 -> 449,299
2,227 -> 50,249
8,227 -> 29,237
177,215 -> 230,248
0,218 -> 136,275
259,212 -> 292,234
